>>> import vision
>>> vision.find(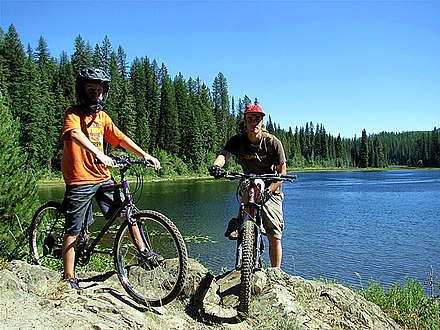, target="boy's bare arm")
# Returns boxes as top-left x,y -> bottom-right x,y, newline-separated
70,128 -> 114,166
119,136 -> 161,170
